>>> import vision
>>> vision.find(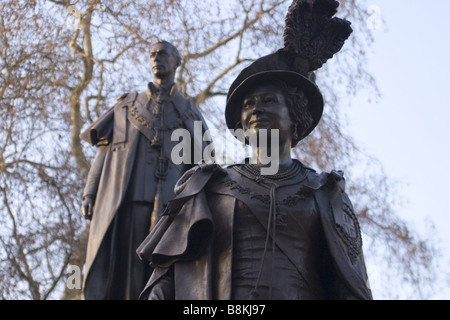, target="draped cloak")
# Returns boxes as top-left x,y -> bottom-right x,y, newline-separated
136,164 -> 373,300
